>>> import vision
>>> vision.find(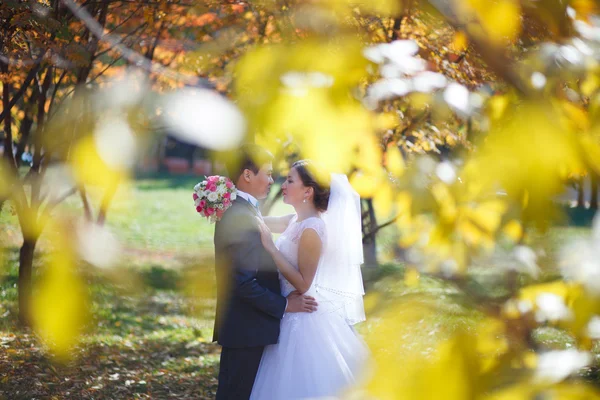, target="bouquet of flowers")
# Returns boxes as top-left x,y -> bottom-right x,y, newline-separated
193,175 -> 238,223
